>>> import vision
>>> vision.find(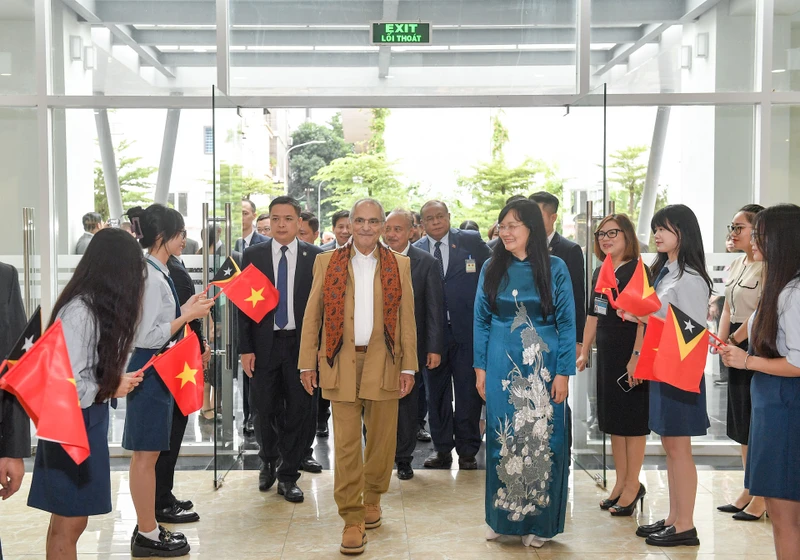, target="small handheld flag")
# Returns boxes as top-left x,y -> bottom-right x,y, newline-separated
222,264 -> 279,323
2,306 -> 42,369
209,256 -> 241,287
594,257 -> 618,306
652,305 -> 708,393
615,258 -> 661,317
151,330 -> 204,416
633,315 -> 664,382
